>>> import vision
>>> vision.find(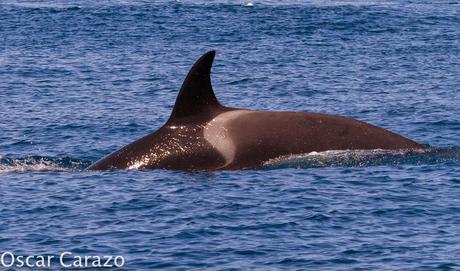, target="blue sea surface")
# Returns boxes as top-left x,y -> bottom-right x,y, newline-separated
1,0 -> 460,270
